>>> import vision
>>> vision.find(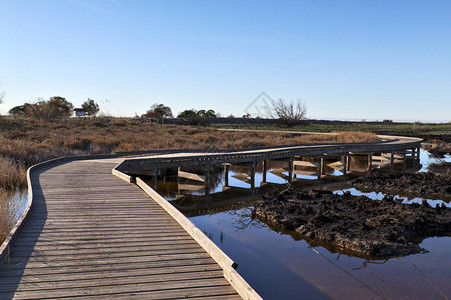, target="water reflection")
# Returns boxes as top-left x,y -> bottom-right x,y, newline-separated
136,149 -> 450,299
